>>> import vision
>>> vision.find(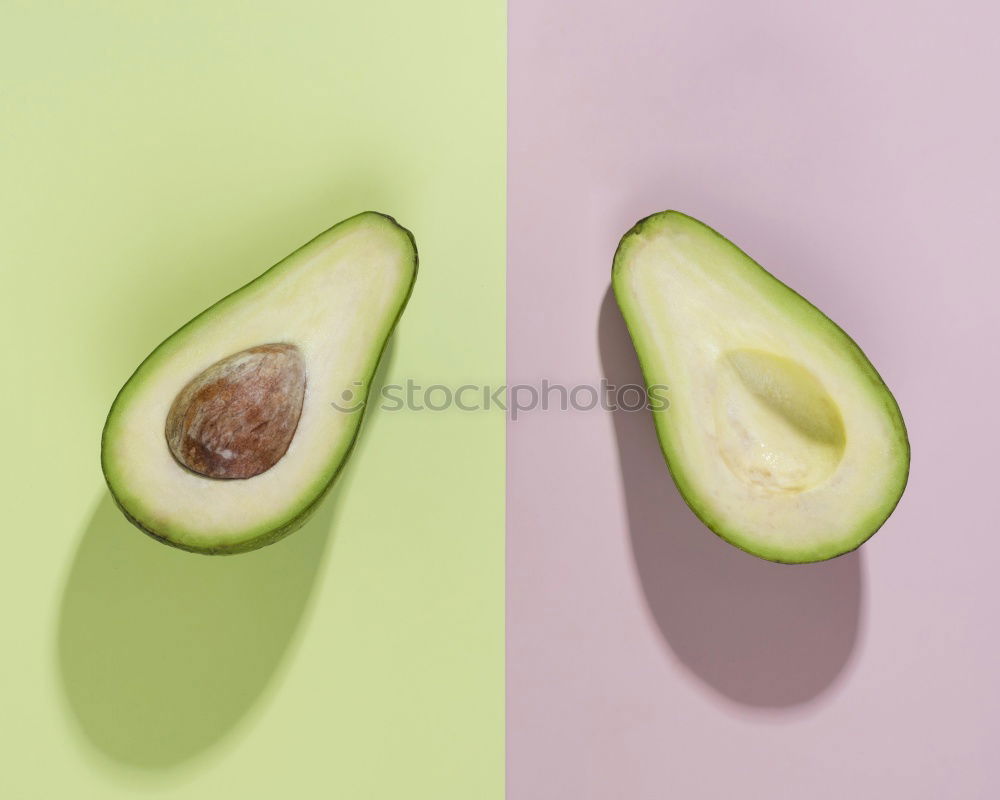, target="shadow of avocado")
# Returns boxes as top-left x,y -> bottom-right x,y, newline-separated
598,288 -> 863,708
57,339 -> 396,768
